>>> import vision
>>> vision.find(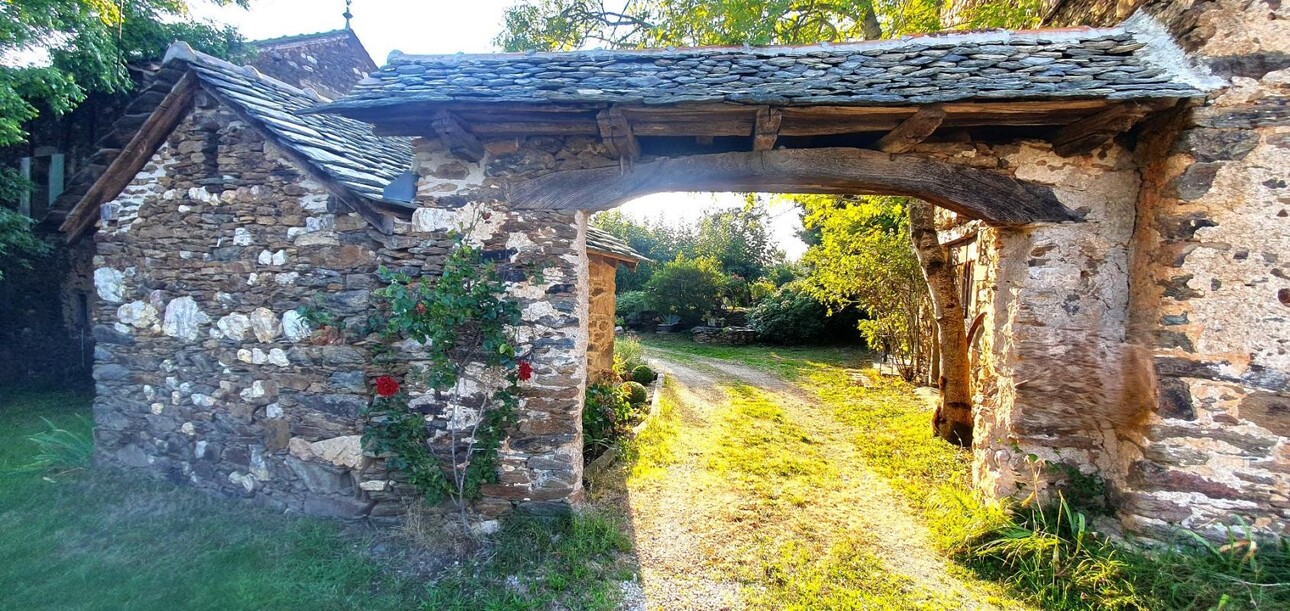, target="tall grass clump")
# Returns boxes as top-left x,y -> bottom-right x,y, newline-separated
14,415 -> 93,476
958,494 -> 1290,610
